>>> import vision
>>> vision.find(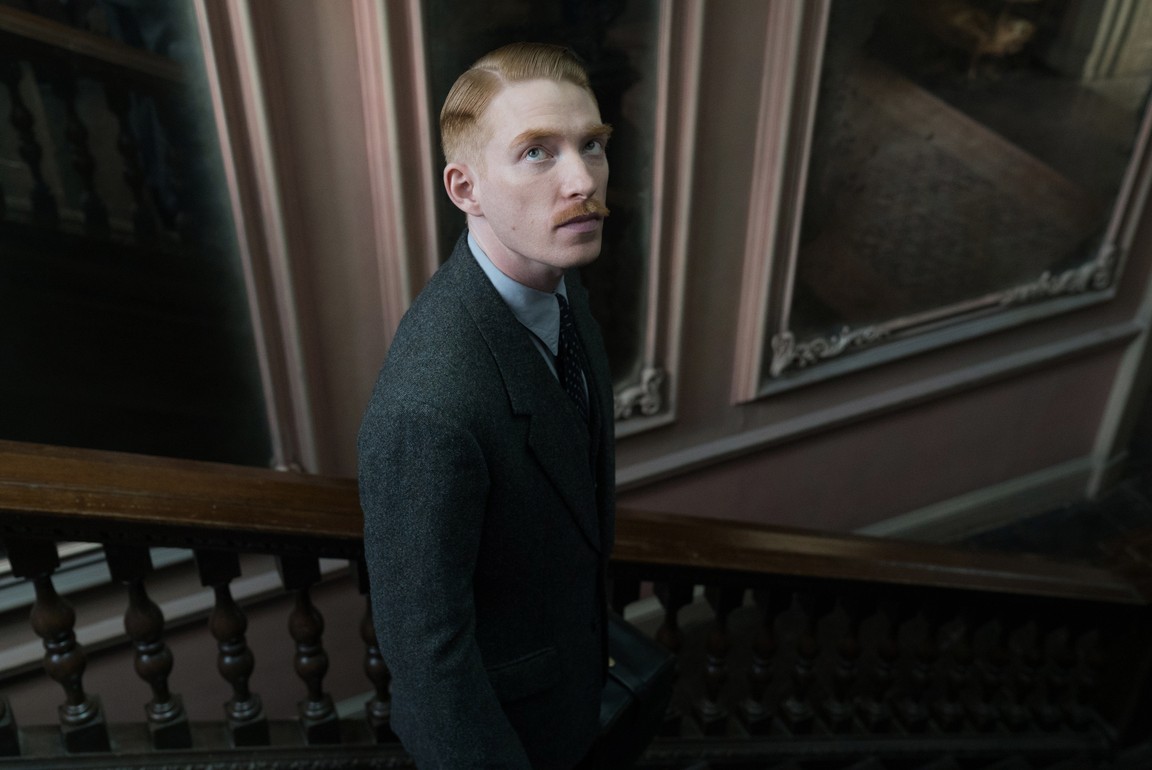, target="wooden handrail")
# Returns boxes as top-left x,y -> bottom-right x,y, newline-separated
0,439 -> 1143,605
0,5 -> 184,84
0,441 -> 360,554
614,509 -> 1144,605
